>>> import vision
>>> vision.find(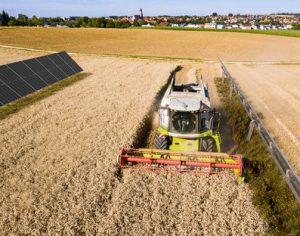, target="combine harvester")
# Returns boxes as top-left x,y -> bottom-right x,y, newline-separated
118,73 -> 243,181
